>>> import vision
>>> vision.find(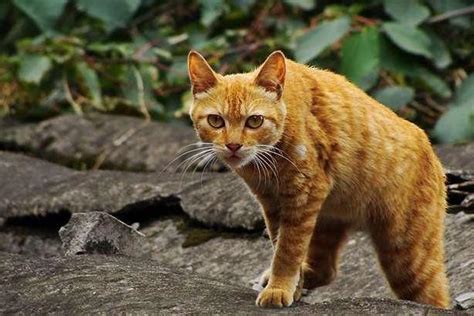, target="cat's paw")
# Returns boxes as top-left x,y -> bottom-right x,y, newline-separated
256,287 -> 294,308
